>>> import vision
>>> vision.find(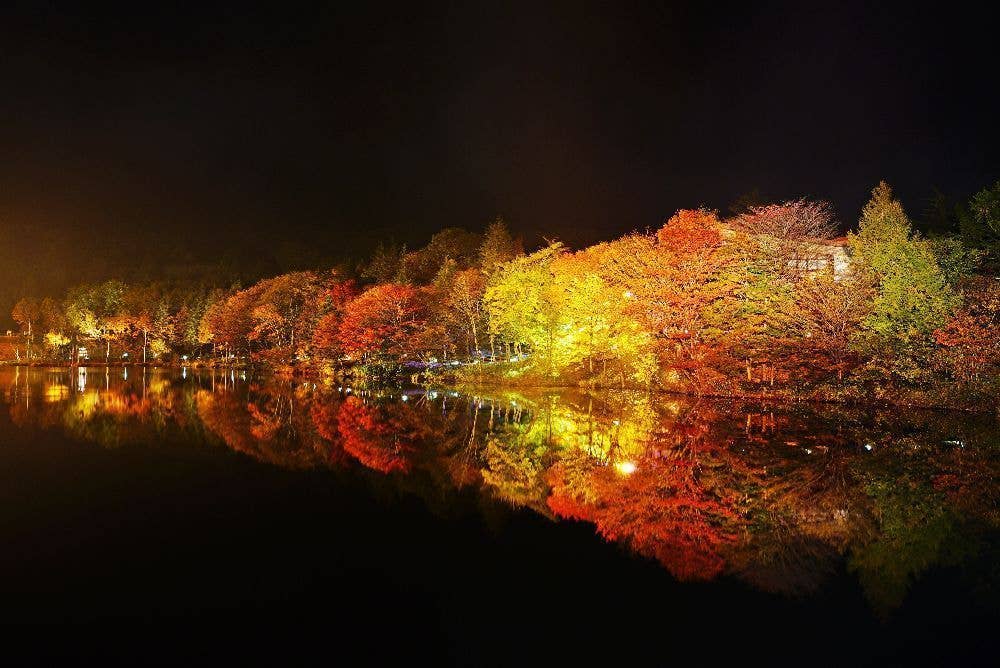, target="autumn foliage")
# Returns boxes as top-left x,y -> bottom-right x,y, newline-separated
933,280 -> 1000,382
335,396 -> 422,474
337,283 -> 429,362
14,360 -> 1000,605
655,208 -> 724,254
9,185 -> 1000,408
